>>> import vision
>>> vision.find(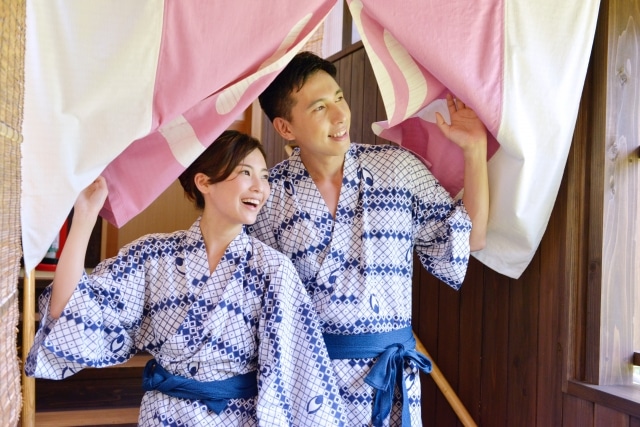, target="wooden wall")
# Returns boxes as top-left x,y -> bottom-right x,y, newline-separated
260,0 -> 640,423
